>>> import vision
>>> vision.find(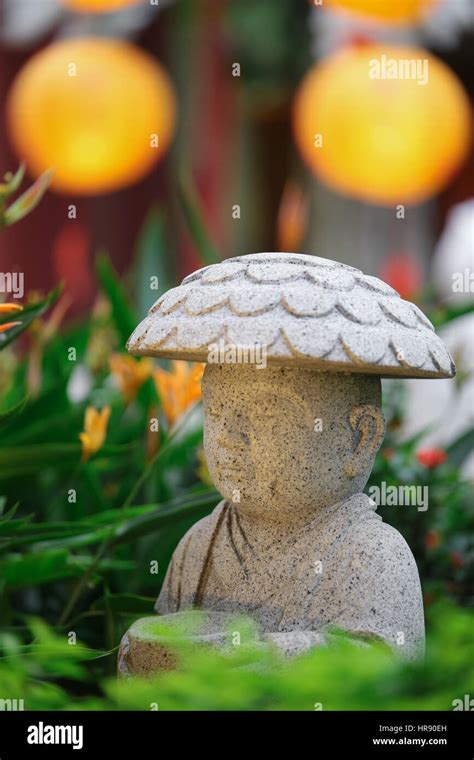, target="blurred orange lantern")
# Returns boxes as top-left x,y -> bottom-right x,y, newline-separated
7,38 -> 176,195
62,0 -> 144,12
322,0 -> 435,25
293,44 -> 471,206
